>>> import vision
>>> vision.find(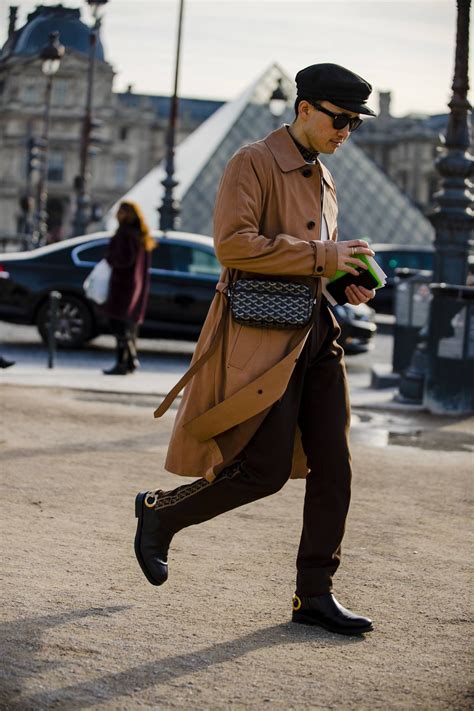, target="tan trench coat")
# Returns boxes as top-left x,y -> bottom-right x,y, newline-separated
155,126 -> 341,482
